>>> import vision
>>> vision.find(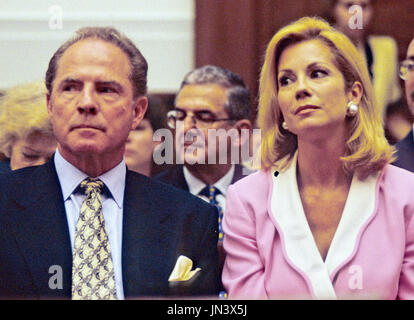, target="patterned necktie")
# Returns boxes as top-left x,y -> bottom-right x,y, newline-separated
200,185 -> 224,242
72,178 -> 117,300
